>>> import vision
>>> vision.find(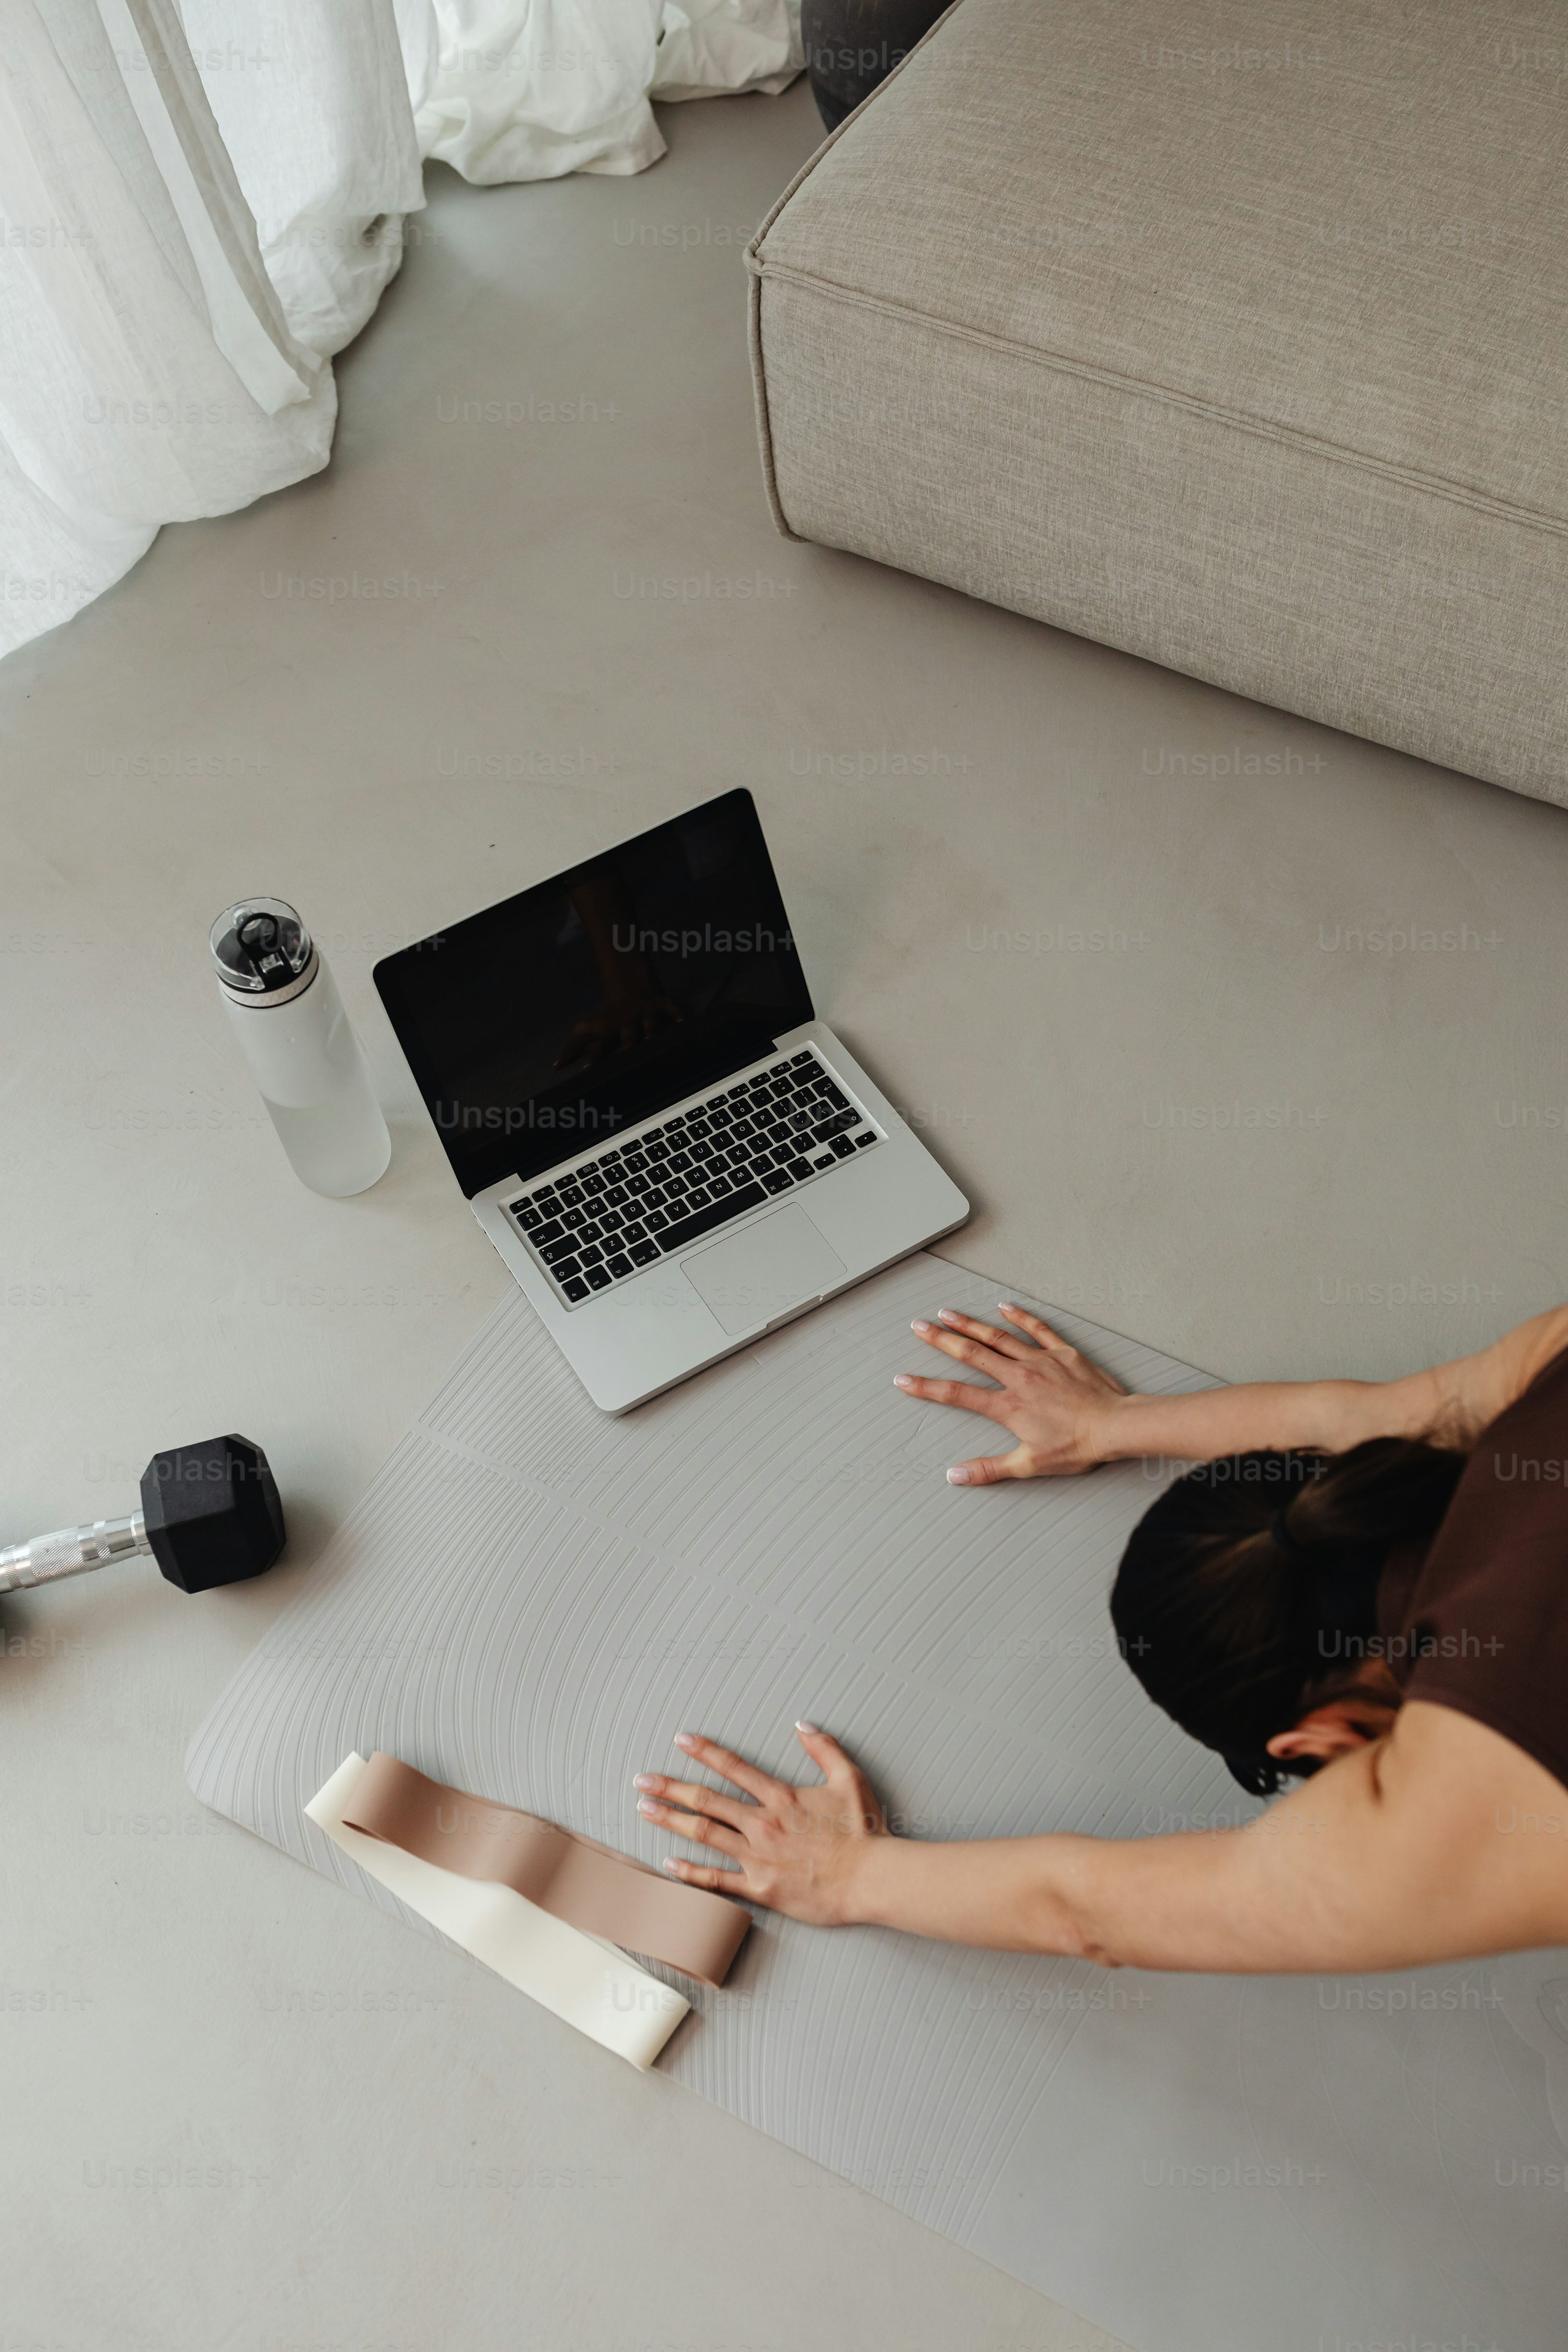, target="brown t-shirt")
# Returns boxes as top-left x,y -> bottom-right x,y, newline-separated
1378,1342 -> 1568,1789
